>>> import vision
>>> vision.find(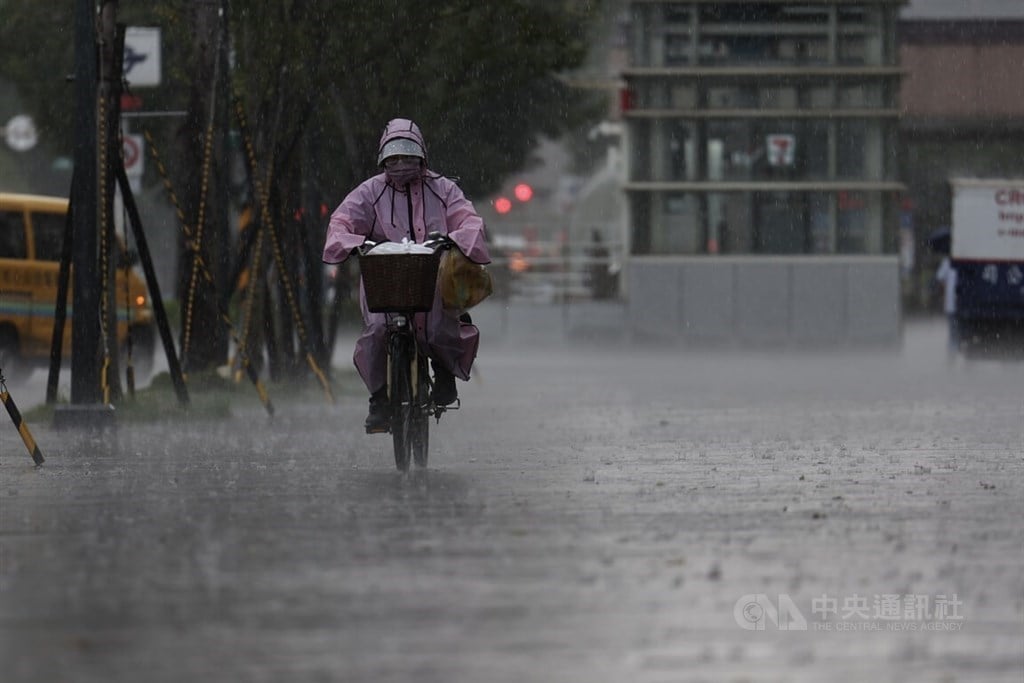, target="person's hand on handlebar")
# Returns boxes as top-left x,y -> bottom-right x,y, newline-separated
355,239 -> 377,257
425,231 -> 454,251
